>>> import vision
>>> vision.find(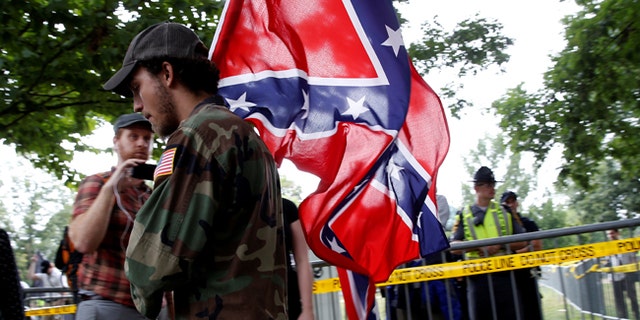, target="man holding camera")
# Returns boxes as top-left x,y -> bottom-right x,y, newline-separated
68,113 -> 154,319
